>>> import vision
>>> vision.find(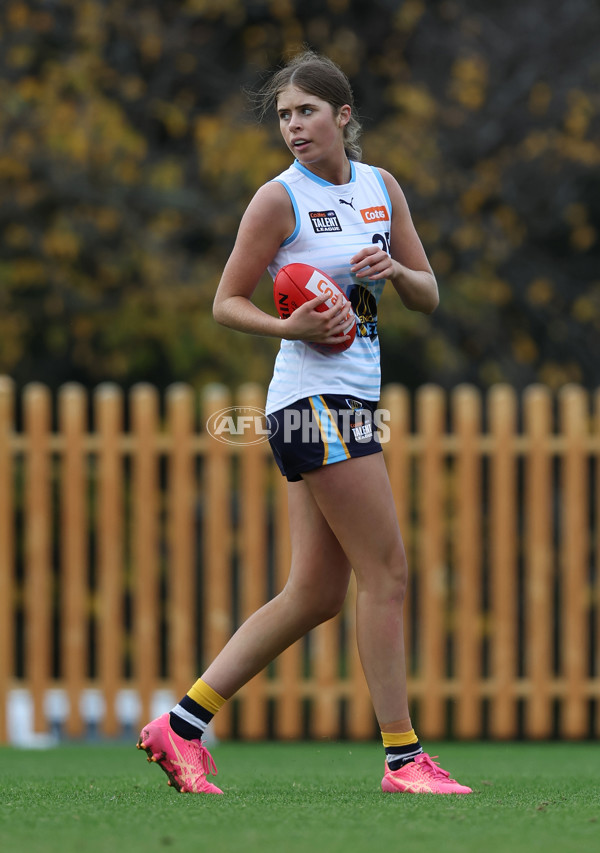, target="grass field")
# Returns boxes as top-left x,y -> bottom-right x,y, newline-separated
0,741 -> 598,853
